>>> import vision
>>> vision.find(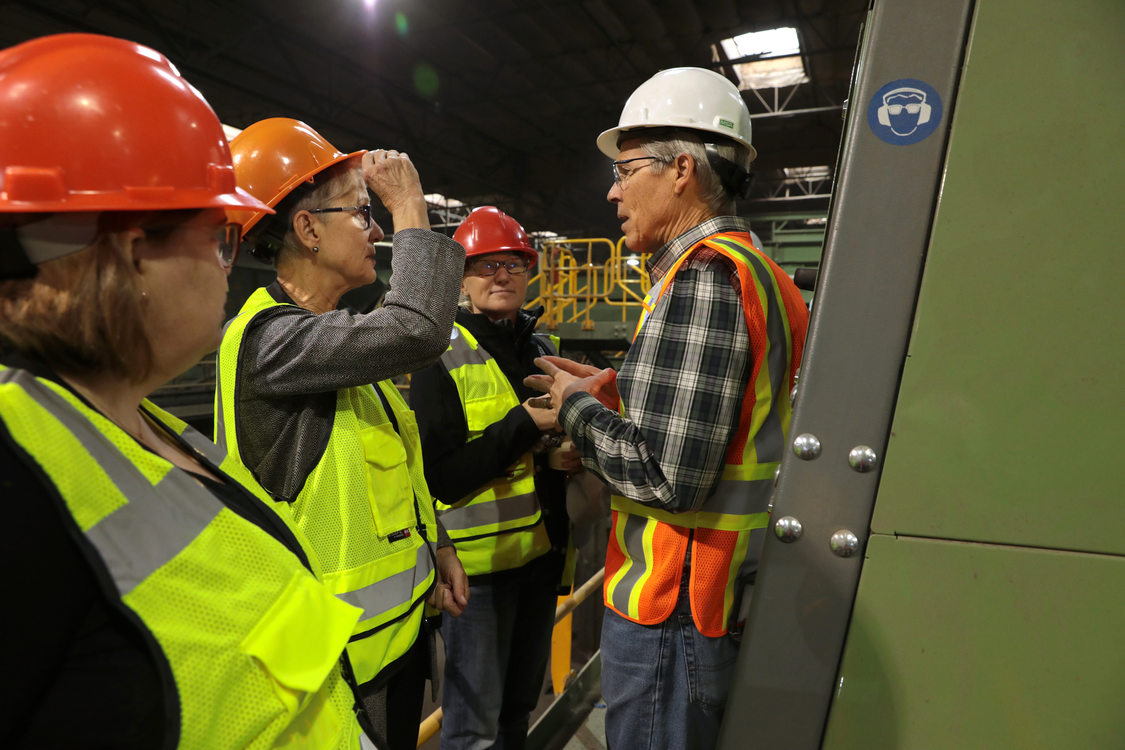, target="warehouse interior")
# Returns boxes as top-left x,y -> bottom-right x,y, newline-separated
4,1 -> 1122,748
